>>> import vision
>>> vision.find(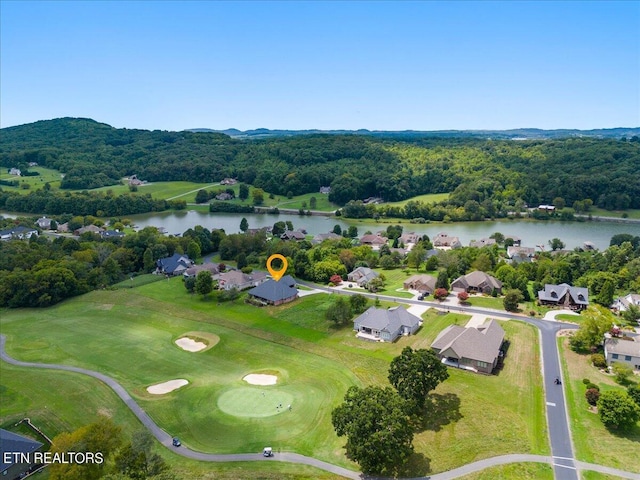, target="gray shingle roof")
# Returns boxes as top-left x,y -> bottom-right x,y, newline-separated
605,337 -> 640,357
0,429 -> 43,472
431,319 -> 505,364
353,306 -> 421,333
538,283 -> 589,305
248,275 -> 298,303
